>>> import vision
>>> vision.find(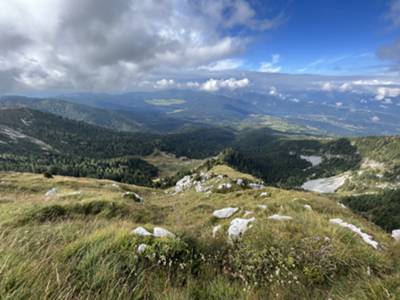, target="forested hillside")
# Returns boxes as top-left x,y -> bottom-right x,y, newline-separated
0,108 -> 234,185
0,96 -> 146,132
